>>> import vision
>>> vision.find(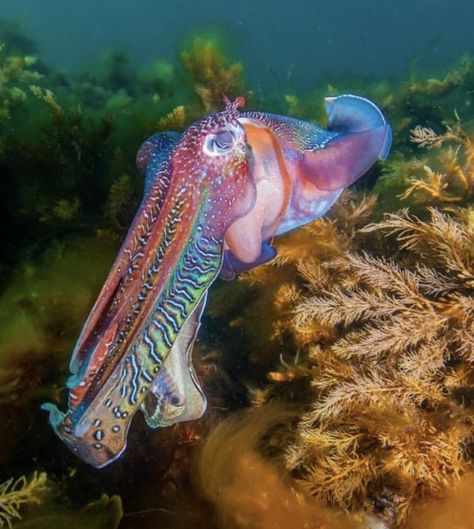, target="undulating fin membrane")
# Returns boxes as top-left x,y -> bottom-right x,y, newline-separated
301,94 -> 392,191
